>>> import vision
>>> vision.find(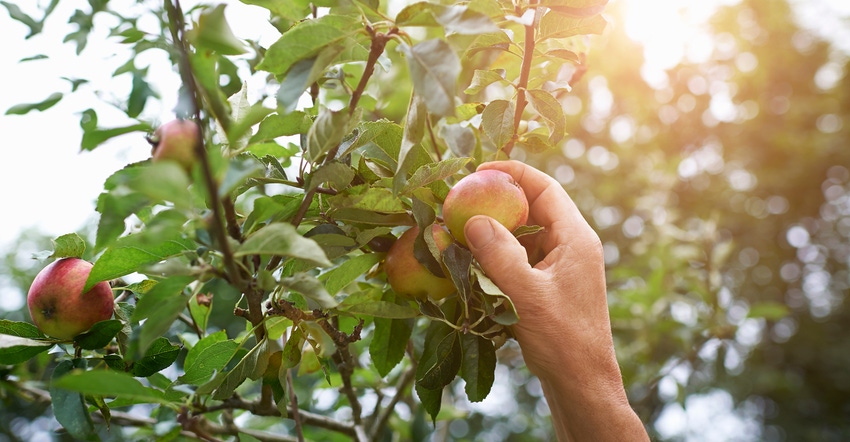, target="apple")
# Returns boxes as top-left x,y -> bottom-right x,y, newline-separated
442,169 -> 529,247
385,225 -> 456,301
27,258 -> 115,341
149,119 -> 201,172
